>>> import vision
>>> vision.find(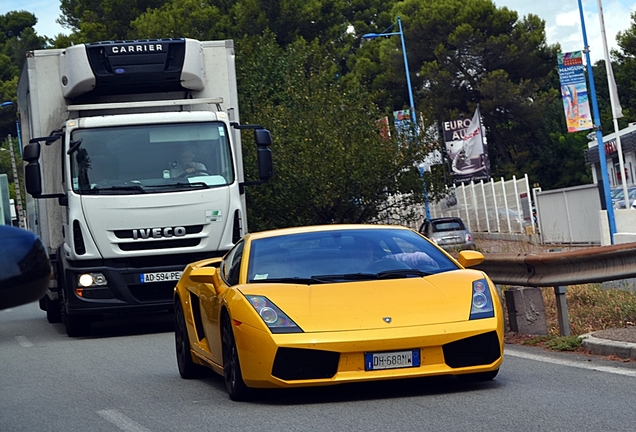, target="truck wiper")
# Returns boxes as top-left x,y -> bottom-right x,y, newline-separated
149,182 -> 209,190
94,184 -> 147,193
